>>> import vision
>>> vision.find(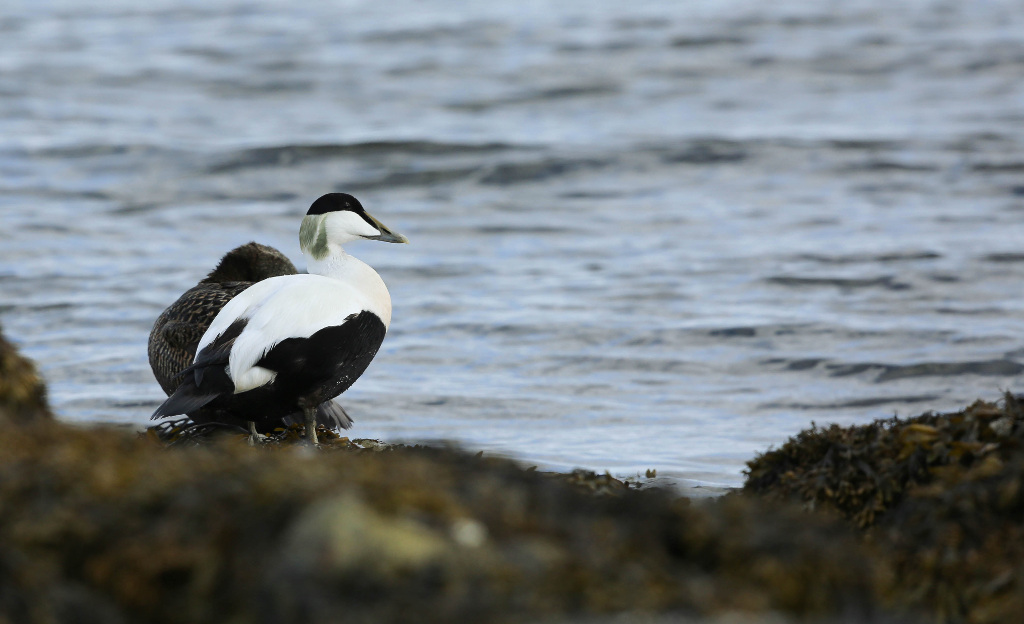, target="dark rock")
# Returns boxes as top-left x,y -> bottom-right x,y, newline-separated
743,392 -> 1024,622
0,324 -> 52,424
743,393 -> 1024,527
0,422 -> 892,624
